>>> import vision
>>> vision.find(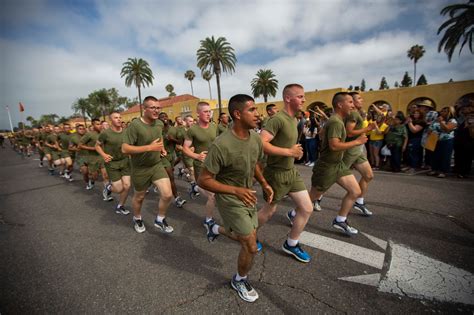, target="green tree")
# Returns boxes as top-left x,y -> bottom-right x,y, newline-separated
26,116 -> 35,127
438,1 -> 474,62
400,71 -> 413,87
202,70 -> 213,99
250,69 -> 279,102
184,70 -> 196,95
166,84 -> 176,97
379,77 -> 389,90
348,85 -> 353,91
120,57 -> 154,117
72,97 -> 91,126
416,74 -> 428,85
58,116 -> 69,124
88,89 -> 111,121
407,44 -> 425,86
197,36 -> 237,114
394,81 -> 399,88
360,79 -> 366,92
